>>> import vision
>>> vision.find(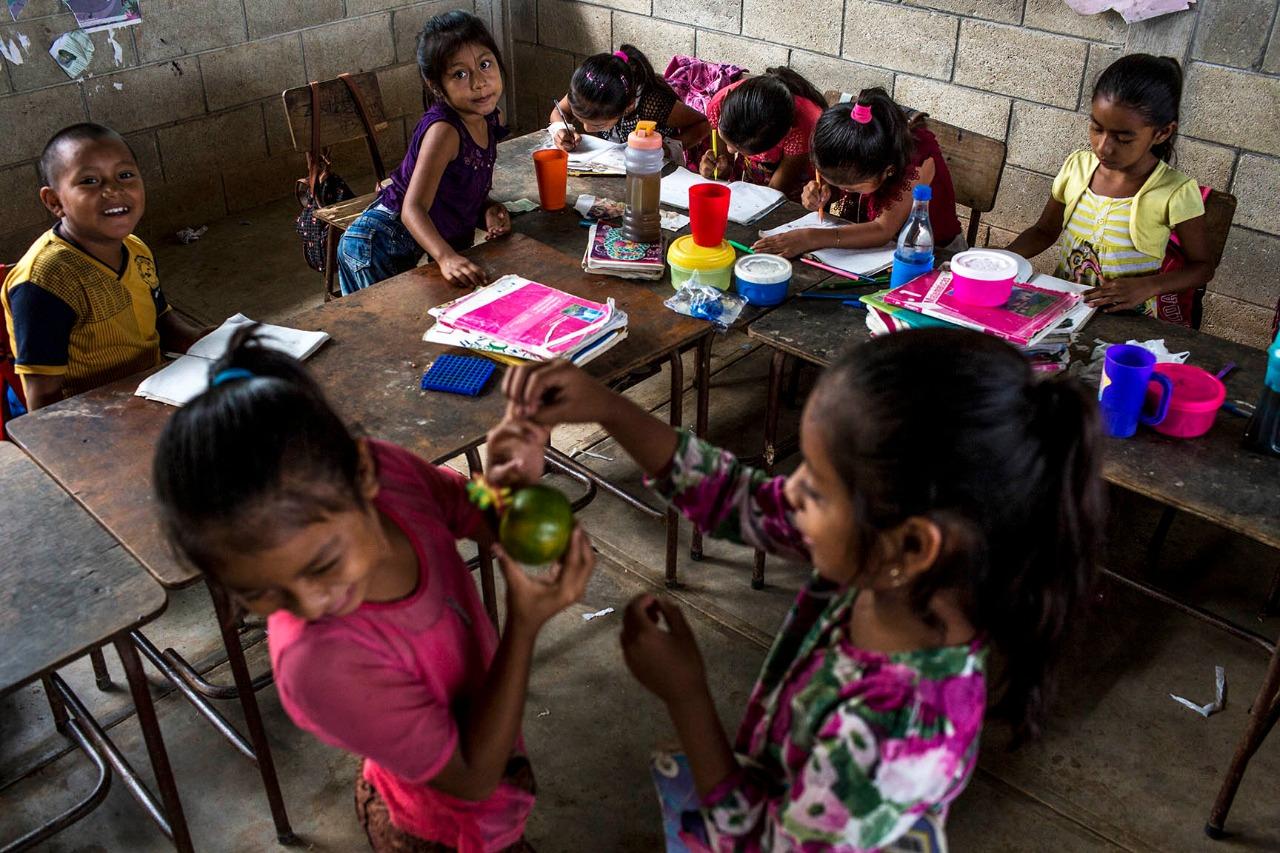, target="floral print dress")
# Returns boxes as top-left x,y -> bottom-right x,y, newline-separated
648,433 -> 988,852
